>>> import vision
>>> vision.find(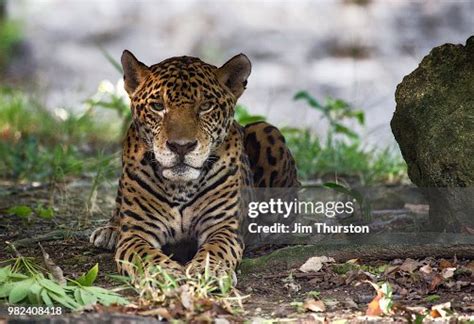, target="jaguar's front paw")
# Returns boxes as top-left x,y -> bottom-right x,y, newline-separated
185,261 -> 238,286
90,225 -> 118,250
